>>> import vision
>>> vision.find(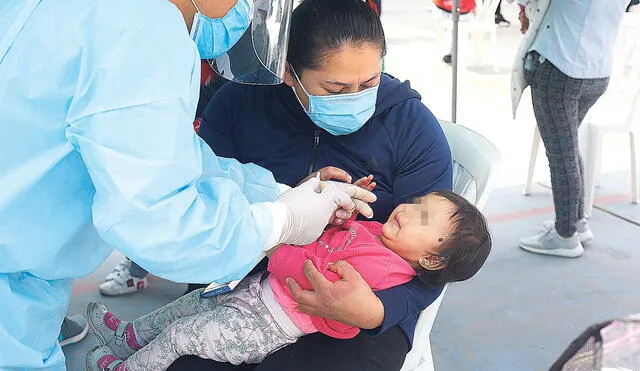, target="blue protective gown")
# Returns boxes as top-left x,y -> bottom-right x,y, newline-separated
0,0 -> 281,368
